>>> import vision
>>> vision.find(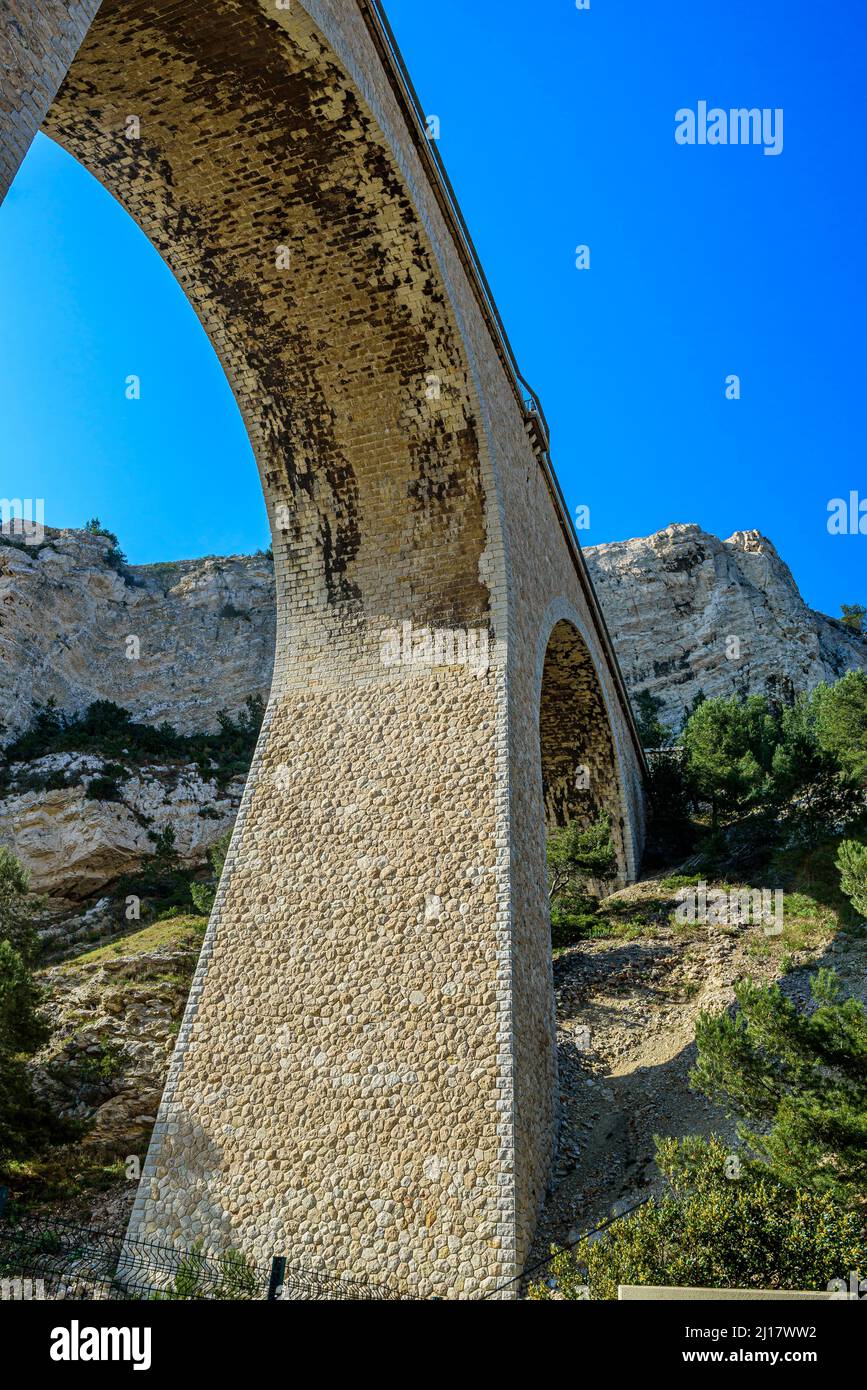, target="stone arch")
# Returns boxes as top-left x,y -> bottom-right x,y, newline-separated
29,0 -> 518,1300
40,0 -> 507,667
536,603 -> 636,885
0,0 -> 648,1298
